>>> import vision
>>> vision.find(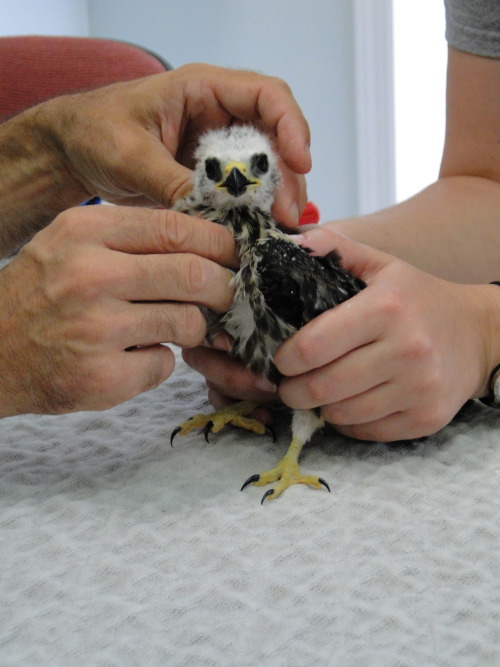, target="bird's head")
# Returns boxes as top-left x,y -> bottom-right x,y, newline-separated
191,125 -> 280,212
